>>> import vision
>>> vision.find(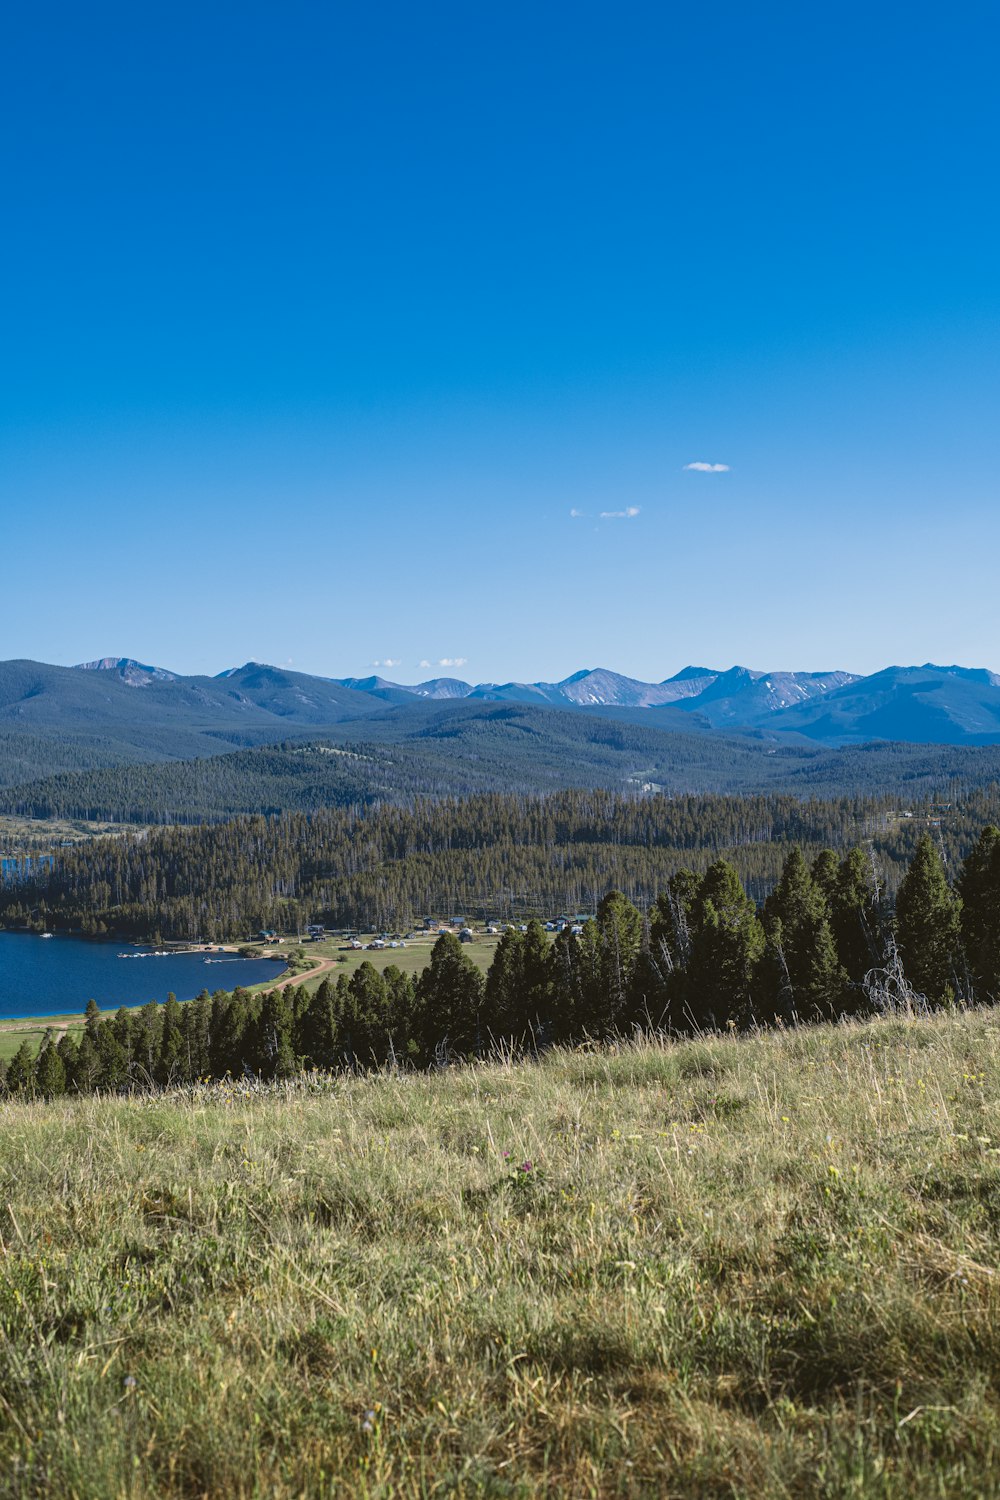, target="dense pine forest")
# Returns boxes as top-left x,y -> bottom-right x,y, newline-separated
2,785 -> 999,940
0,788 -> 905,937
6,823 -> 999,1101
